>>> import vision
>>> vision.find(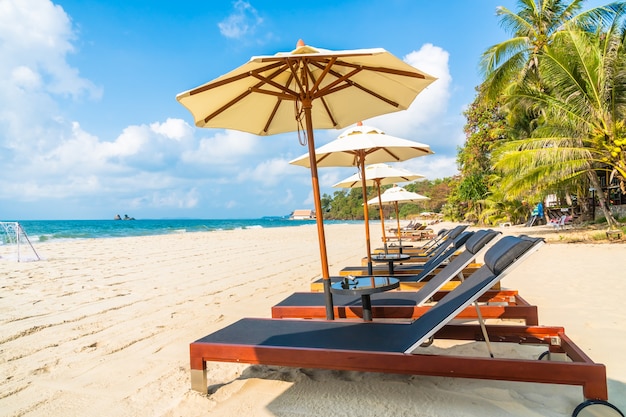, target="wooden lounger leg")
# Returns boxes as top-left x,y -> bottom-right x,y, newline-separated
190,350 -> 207,393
